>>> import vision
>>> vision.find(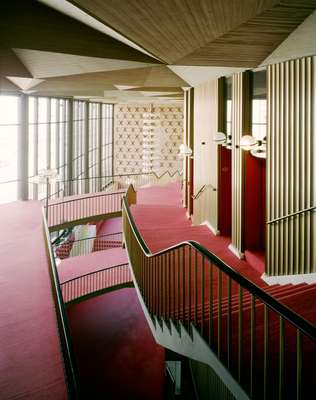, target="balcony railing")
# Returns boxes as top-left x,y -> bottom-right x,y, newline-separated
53,231 -> 122,259
122,195 -> 316,400
60,263 -> 132,303
32,170 -> 183,202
